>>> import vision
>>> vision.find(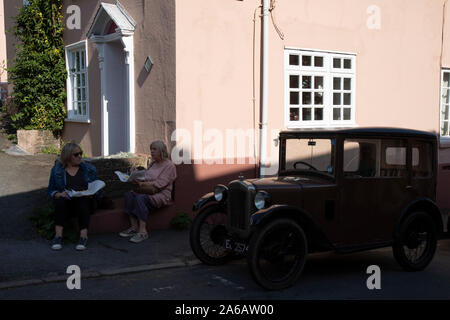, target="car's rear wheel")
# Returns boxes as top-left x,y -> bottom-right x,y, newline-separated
393,211 -> 437,271
247,218 -> 307,290
189,205 -> 232,265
